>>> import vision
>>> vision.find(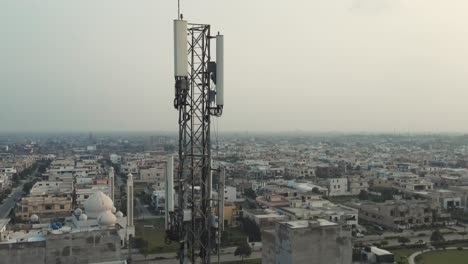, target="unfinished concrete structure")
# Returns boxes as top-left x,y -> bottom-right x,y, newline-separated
262,219 -> 352,264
